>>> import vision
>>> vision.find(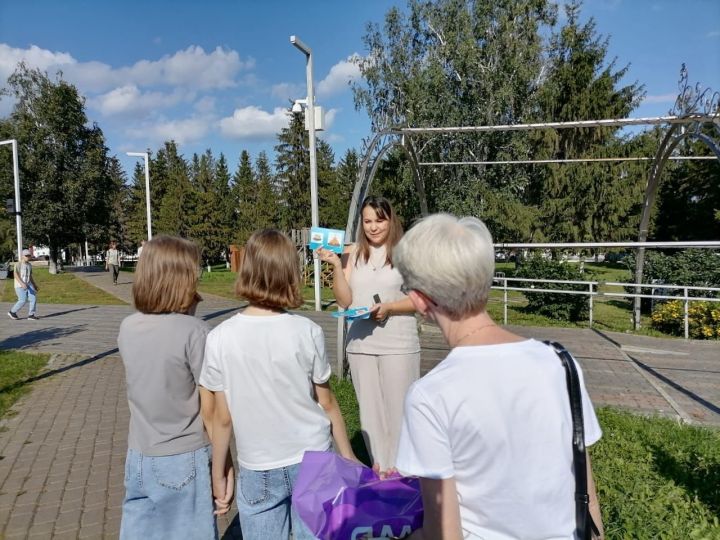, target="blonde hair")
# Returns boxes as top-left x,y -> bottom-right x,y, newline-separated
132,235 -> 201,314
235,229 -> 303,310
355,195 -> 403,268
